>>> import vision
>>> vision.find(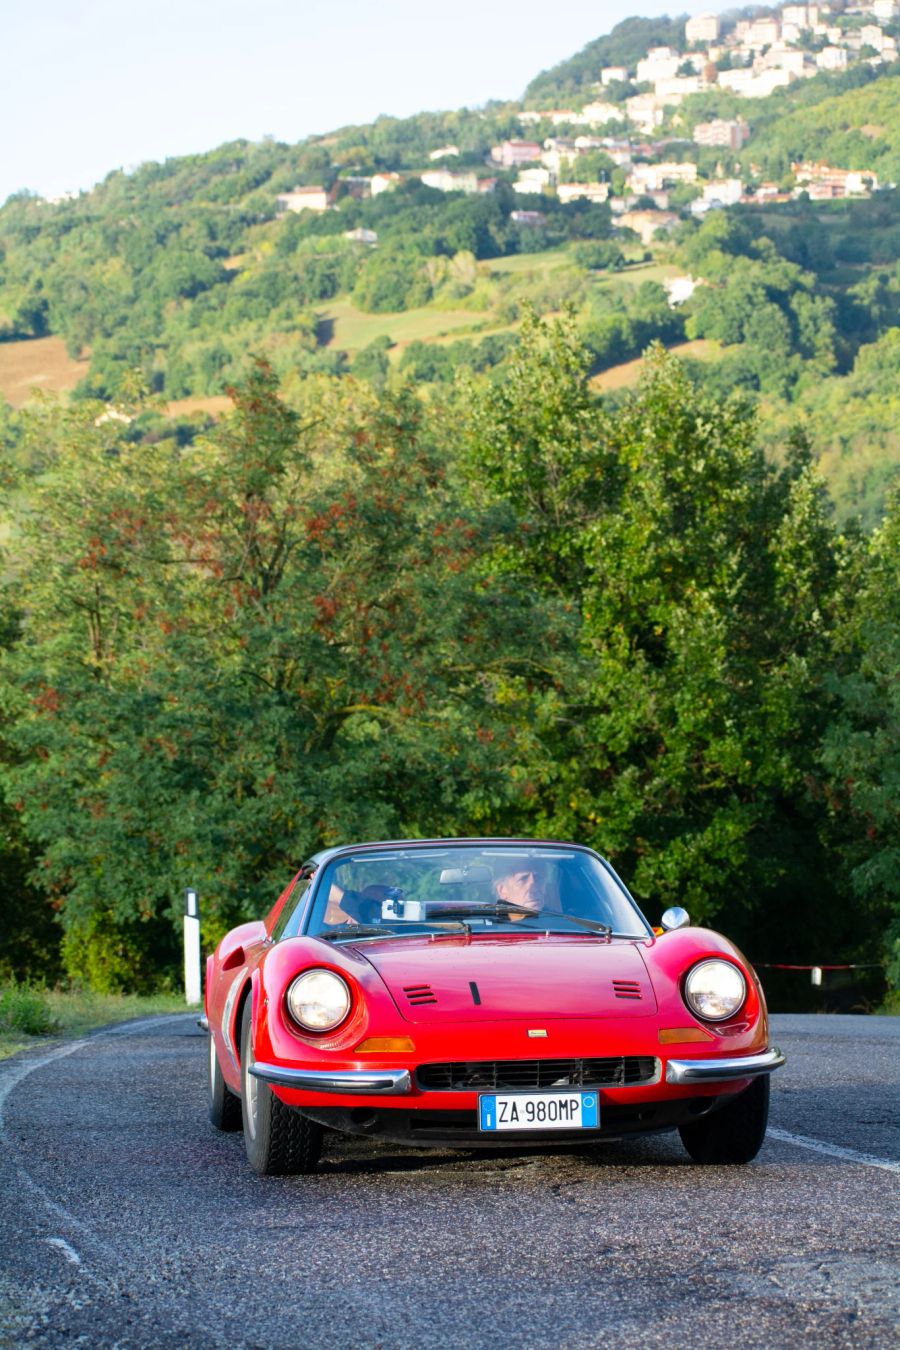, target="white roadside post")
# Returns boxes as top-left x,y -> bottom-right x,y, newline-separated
183,887 -> 201,1006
